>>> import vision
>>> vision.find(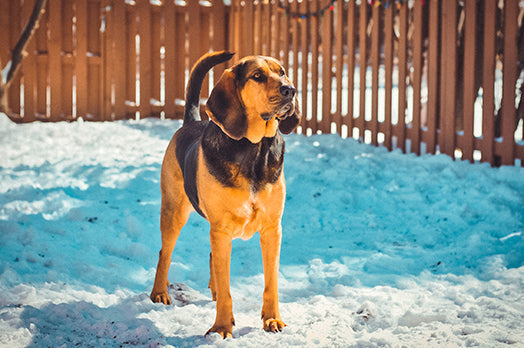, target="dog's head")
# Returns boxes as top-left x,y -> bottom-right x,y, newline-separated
206,56 -> 301,143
